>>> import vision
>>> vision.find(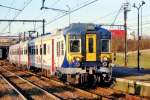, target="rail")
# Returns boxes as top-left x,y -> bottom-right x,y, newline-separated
0,67 -> 61,100
0,74 -> 27,100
